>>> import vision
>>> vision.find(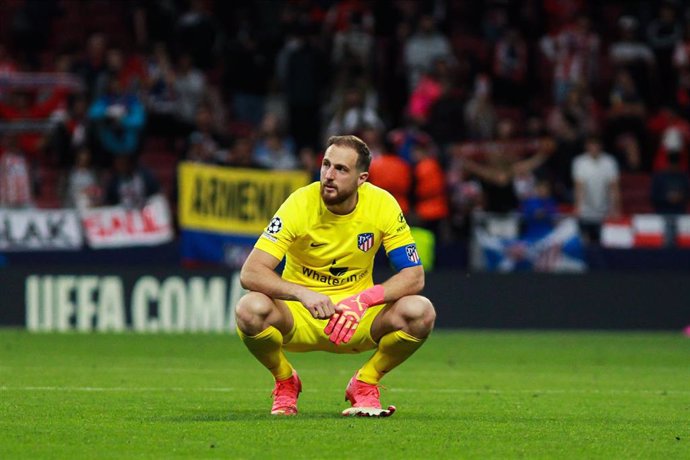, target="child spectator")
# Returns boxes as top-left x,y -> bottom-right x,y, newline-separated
104,155 -> 159,209
60,147 -> 101,209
